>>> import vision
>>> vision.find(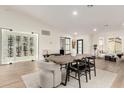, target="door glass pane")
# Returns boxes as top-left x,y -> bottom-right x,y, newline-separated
78,44 -> 82,47
78,41 -> 82,44
78,51 -> 82,54
78,48 -> 82,52
77,40 -> 83,54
